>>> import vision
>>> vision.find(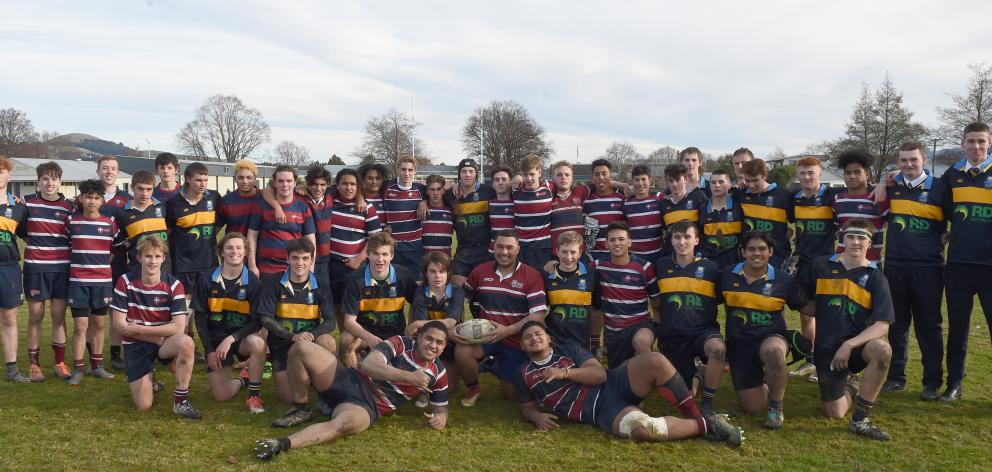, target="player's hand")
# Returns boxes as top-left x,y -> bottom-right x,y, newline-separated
486,323 -> 512,343
417,201 -> 428,221
120,322 -> 142,337
408,368 -> 431,390
207,352 -> 223,372
273,206 -> 287,224
425,411 -> 446,430
355,196 -> 368,213
448,328 -> 472,345
404,321 -> 424,337
367,335 -> 384,347
831,342 -> 852,371
295,184 -> 308,197
533,413 -> 559,431
215,336 -> 235,362
344,256 -> 362,270
293,332 -> 315,343
541,367 -> 567,383
543,260 -> 558,274
249,266 -> 260,278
